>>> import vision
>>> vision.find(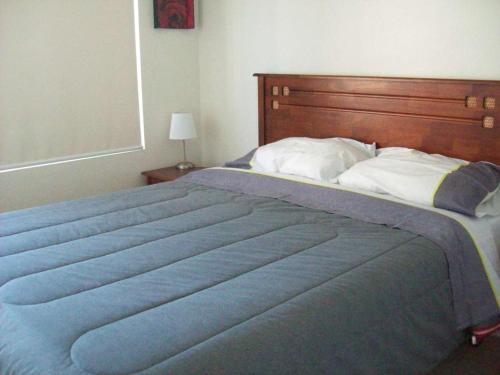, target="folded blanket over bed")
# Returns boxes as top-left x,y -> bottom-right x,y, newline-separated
183,168 -> 499,329
1,168 -> 494,374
